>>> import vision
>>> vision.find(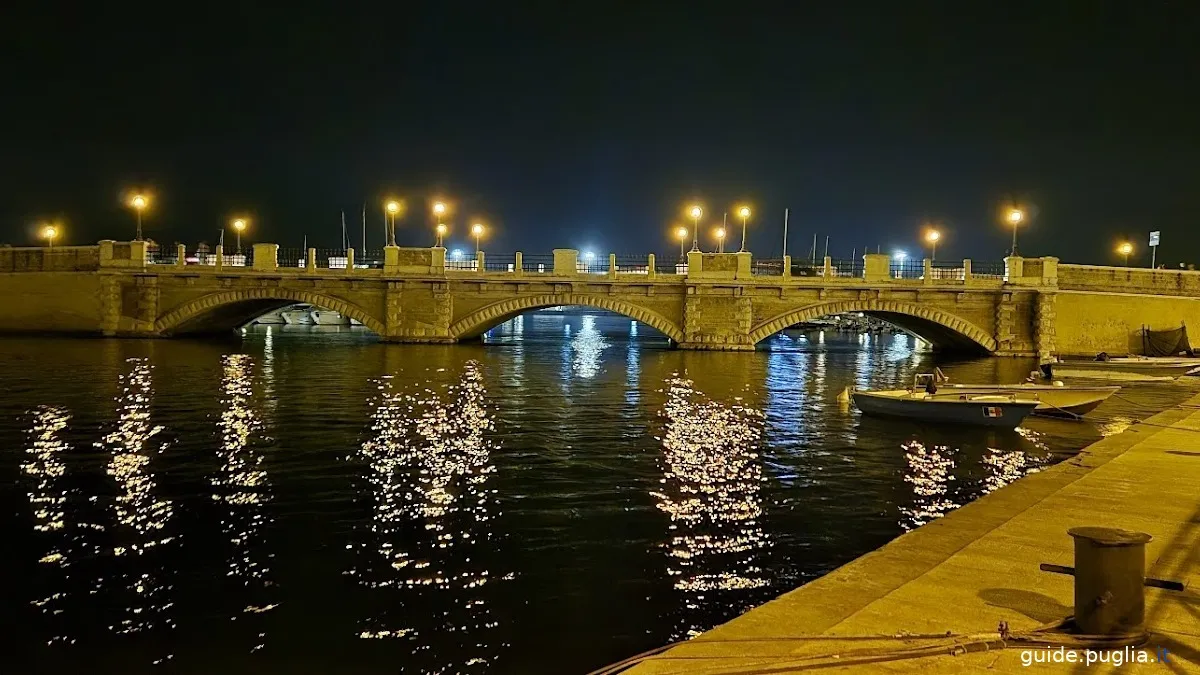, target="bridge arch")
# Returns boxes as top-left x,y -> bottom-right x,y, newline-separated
154,289 -> 385,335
749,299 -> 997,353
450,294 -> 685,343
